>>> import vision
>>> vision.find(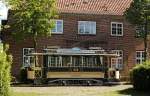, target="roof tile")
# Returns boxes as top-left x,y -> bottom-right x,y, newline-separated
57,0 -> 132,15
